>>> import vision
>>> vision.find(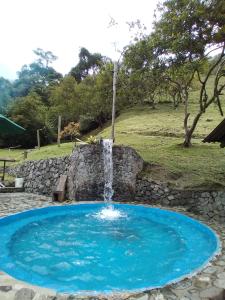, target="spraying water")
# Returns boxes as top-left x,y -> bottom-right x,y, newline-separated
102,139 -> 114,203
94,139 -> 126,220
